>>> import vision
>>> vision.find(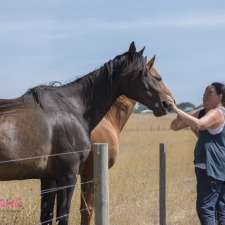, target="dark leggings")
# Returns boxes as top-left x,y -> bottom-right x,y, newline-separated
195,168 -> 225,225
